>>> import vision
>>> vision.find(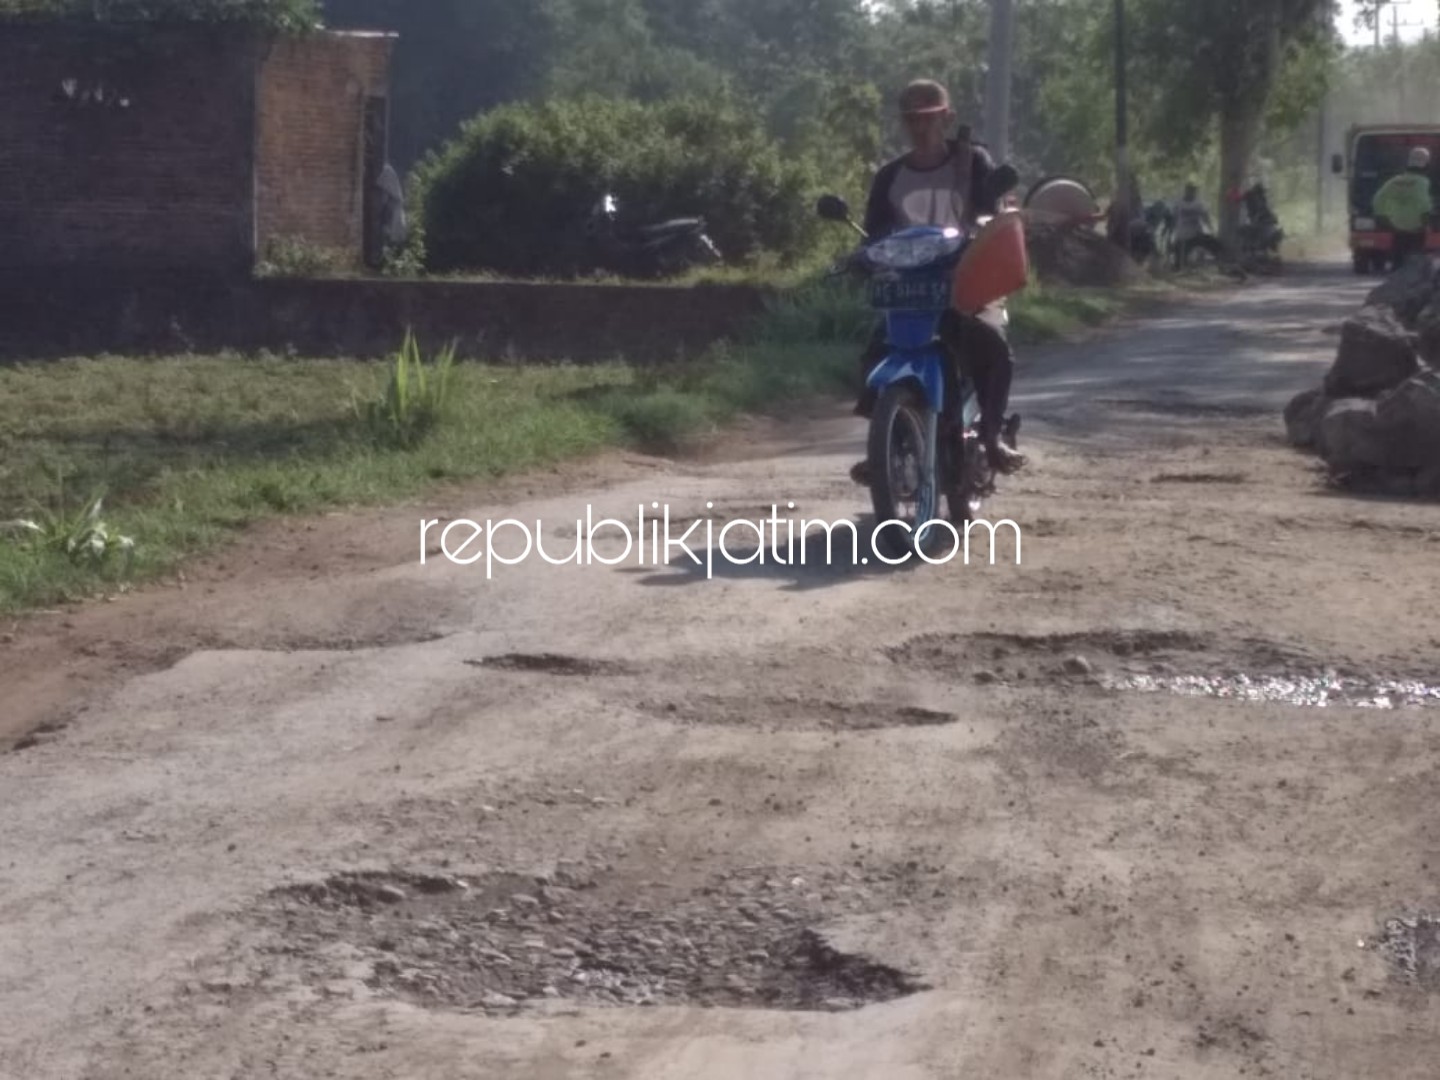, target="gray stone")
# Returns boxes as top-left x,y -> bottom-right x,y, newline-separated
1375,370 -> 1440,469
1063,655 -> 1095,677
1284,387 -> 1329,450
1284,385 -> 1324,449
1377,471 -> 1419,497
1364,255 -> 1439,327
1324,306 -> 1420,399
481,992 -> 518,1009
1319,398 -> 1389,470
1416,299 -> 1440,366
